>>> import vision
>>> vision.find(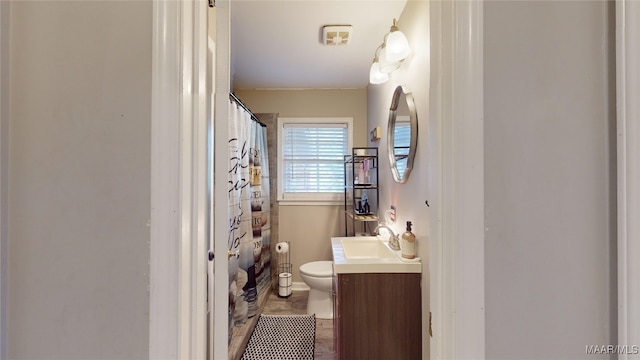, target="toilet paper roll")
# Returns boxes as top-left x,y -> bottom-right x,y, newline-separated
275,242 -> 289,254
278,272 -> 292,297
